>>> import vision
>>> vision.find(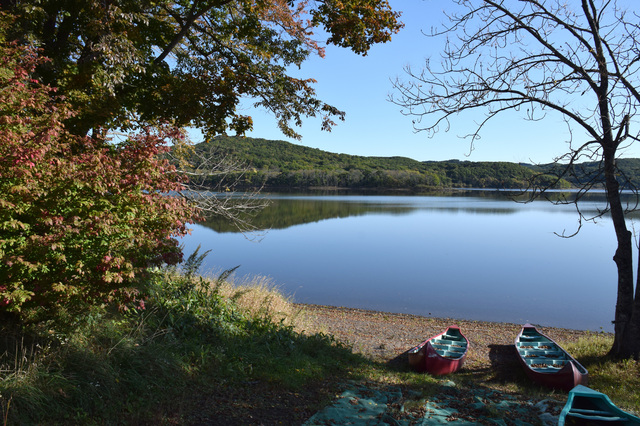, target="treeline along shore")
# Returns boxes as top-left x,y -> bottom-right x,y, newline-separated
179,135 -> 640,191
